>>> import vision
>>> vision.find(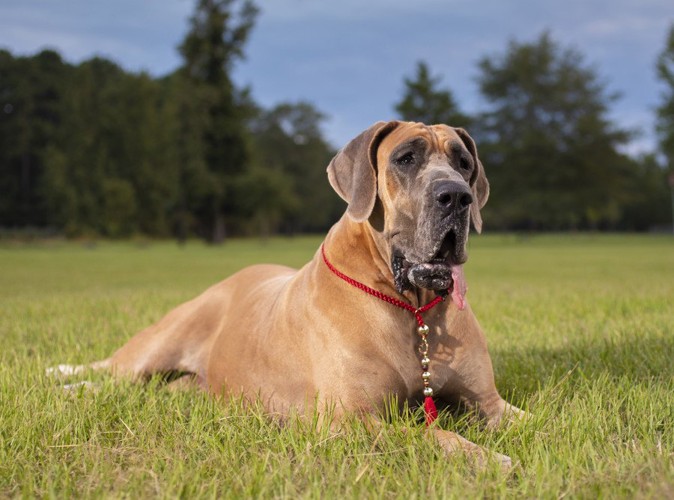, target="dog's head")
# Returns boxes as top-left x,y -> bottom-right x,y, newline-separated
327,121 -> 489,298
